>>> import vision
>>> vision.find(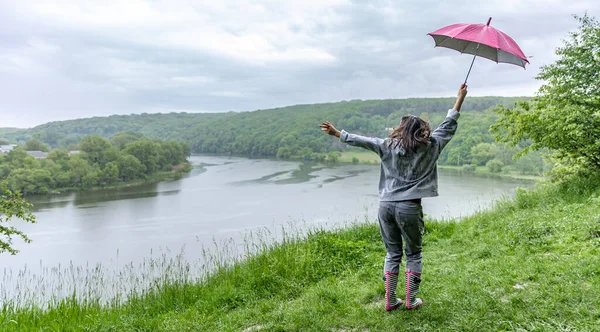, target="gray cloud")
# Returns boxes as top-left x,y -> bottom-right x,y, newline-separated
0,0 -> 598,128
